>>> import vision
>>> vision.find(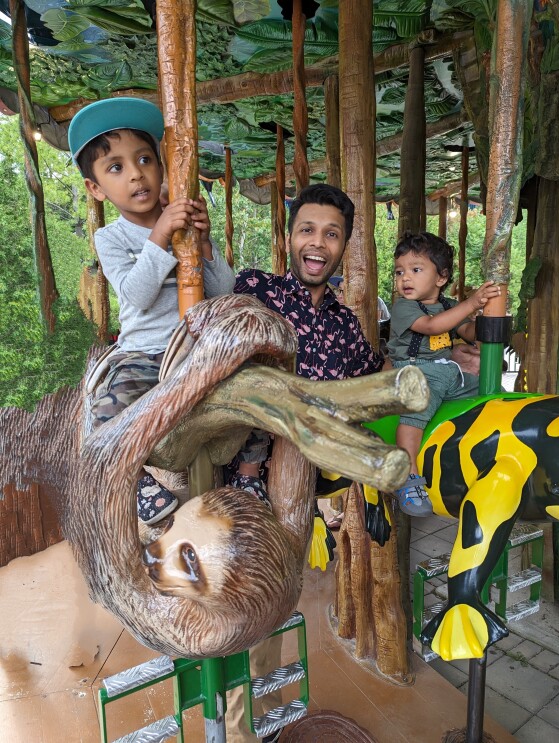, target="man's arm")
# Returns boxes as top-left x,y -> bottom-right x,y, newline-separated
346,312 -> 384,377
